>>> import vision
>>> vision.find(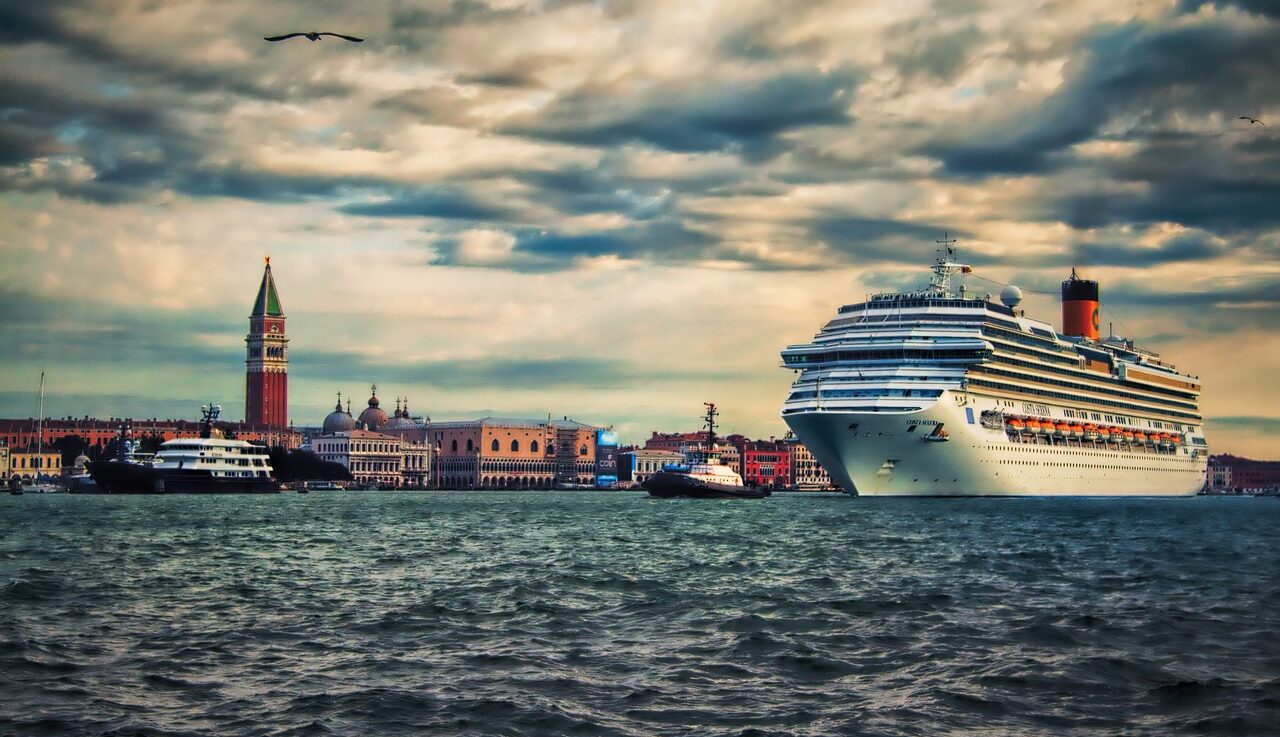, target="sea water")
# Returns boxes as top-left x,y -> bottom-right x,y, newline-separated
2,493 -> 1277,736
